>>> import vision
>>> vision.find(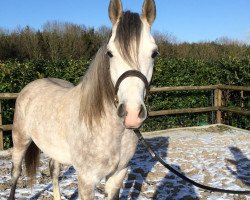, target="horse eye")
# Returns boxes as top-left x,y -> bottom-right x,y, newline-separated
151,51 -> 159,59
107,51 -> 113,58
